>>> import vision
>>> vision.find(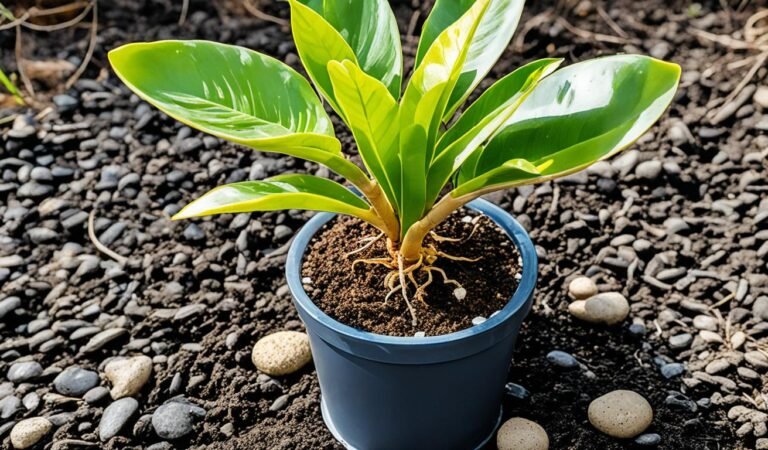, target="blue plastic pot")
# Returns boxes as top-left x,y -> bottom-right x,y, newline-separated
286,199 -> 537,450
